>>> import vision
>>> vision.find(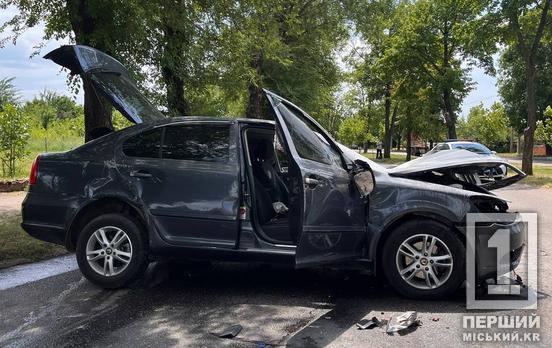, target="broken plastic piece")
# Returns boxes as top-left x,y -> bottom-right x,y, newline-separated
211,324 -> 242,339
356,317 -> 379,330
386,311 -> 420,334
272,201 -> 289,214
